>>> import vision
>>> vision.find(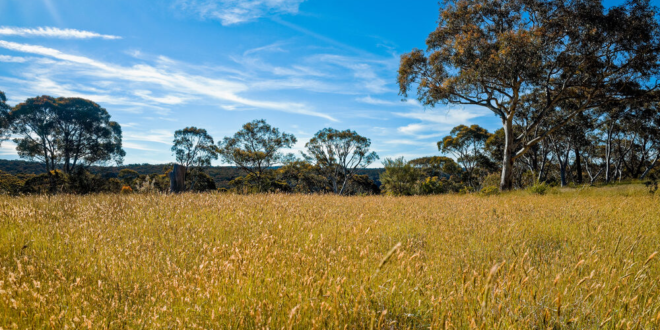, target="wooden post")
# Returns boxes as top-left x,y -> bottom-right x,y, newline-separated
169,164 -> 186,193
